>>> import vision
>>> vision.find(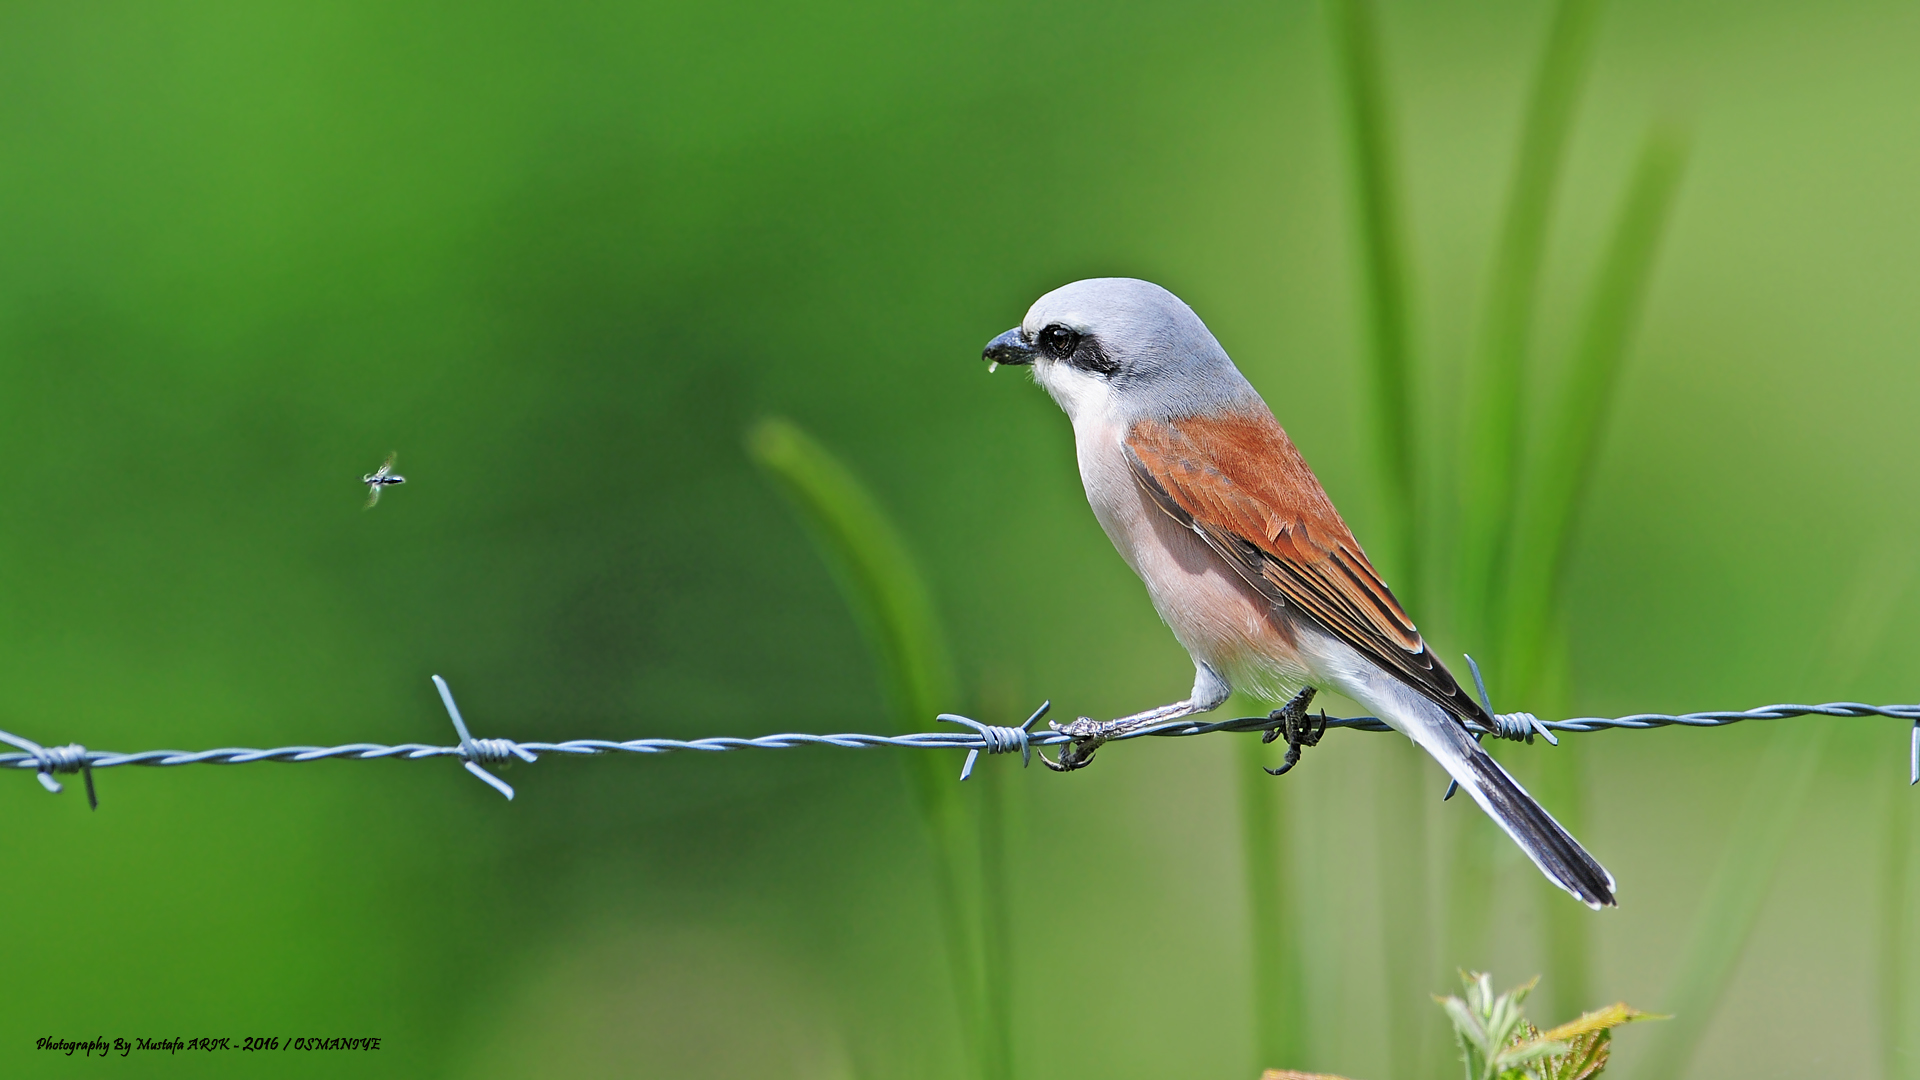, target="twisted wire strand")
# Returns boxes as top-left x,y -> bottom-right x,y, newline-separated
2,697 -> 1915,781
